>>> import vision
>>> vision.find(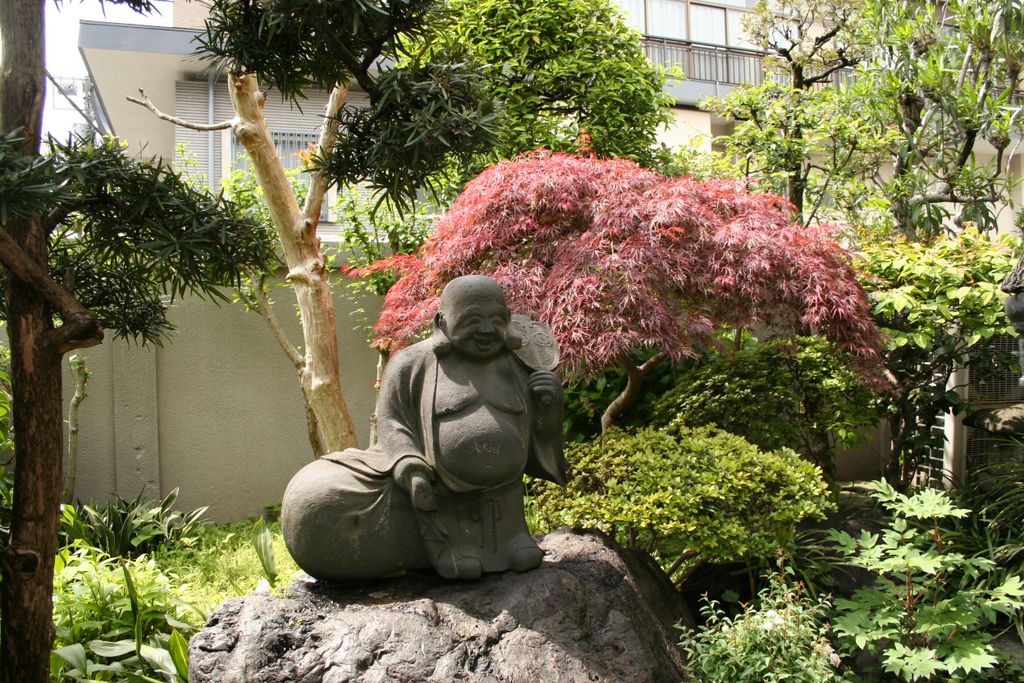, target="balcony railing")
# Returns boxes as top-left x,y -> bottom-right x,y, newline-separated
641,37 -> 856,89
643,37 -> 765,86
